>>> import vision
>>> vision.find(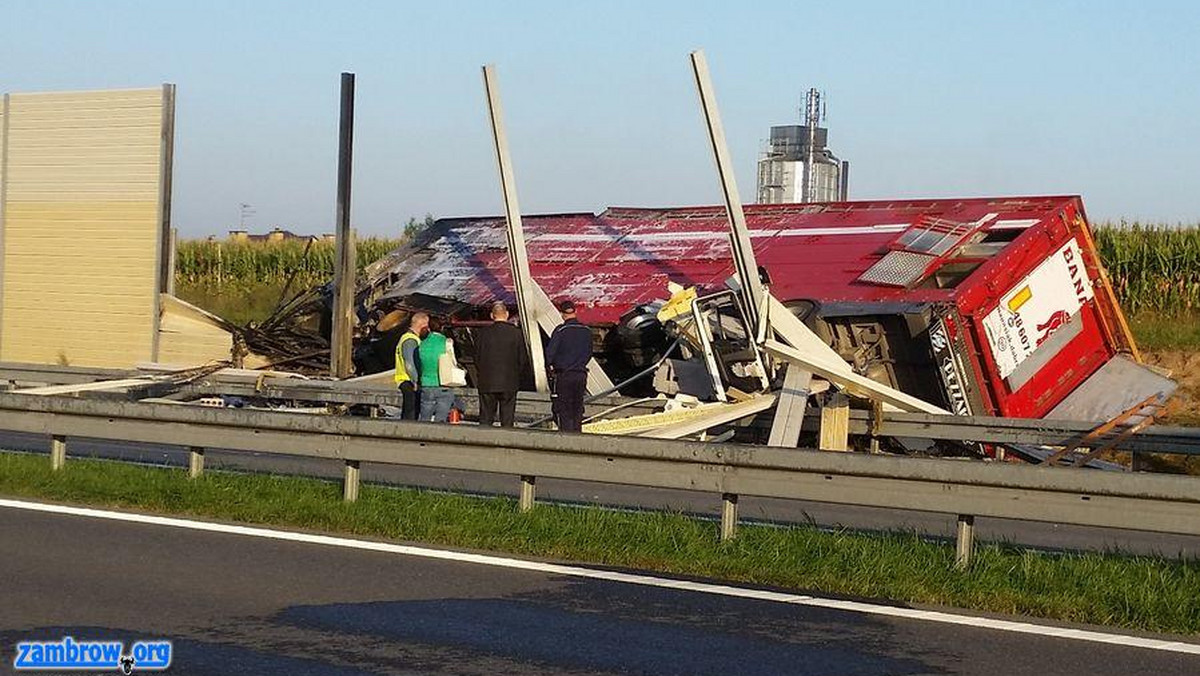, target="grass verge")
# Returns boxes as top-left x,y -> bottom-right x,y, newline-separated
175,280 -> 294,326
1129,312 -> 1200,351
1,452 -> 1198,636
